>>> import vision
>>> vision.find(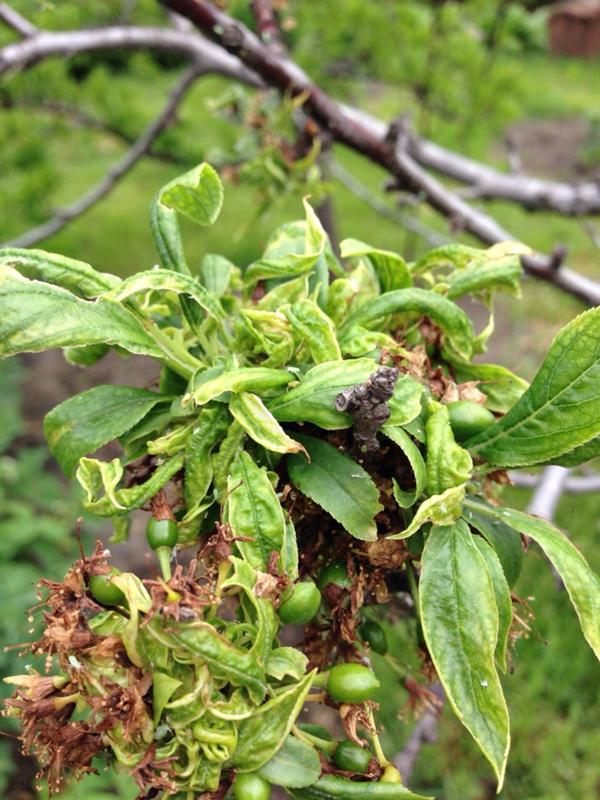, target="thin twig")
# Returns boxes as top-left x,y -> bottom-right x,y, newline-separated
1,65 -> 201,248
329,159 -> 447,248
0,3 -> 37,38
